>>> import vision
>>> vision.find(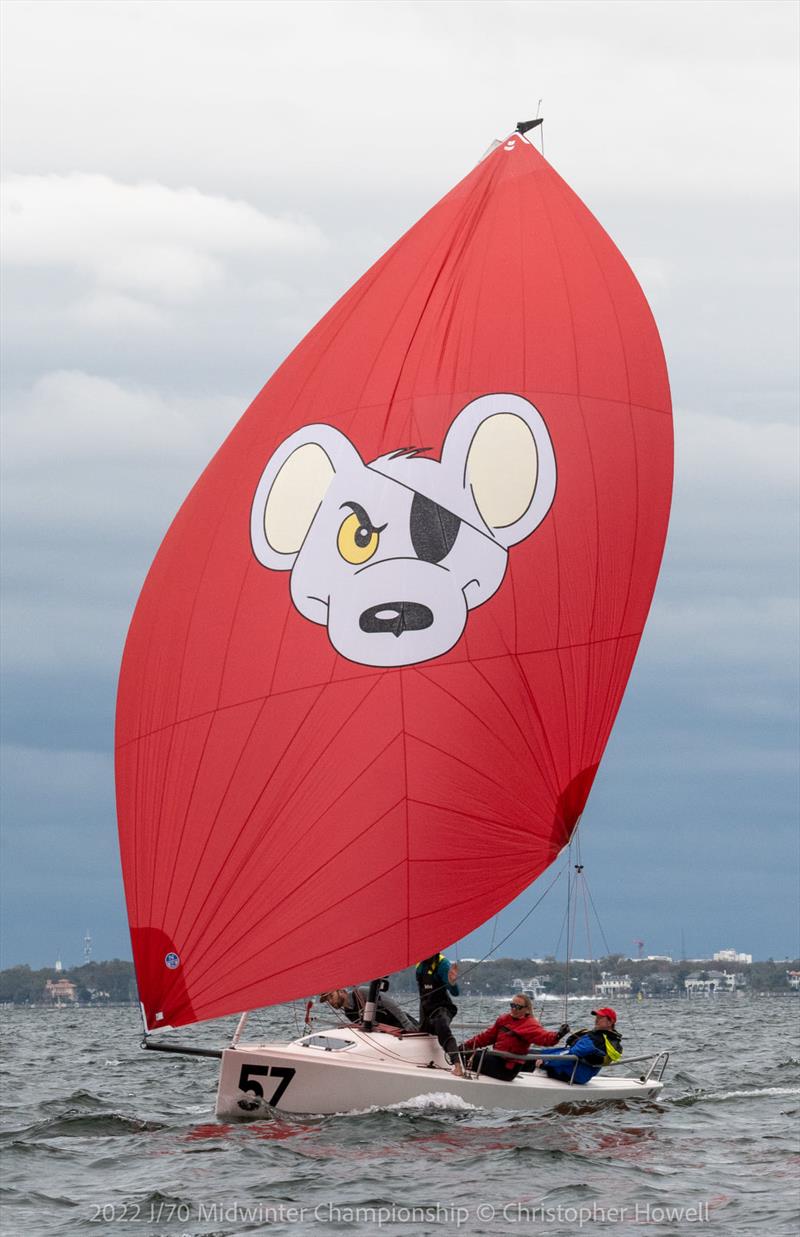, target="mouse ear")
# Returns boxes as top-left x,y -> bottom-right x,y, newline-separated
250,425 -> 362,570
442,393 -> 556,547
